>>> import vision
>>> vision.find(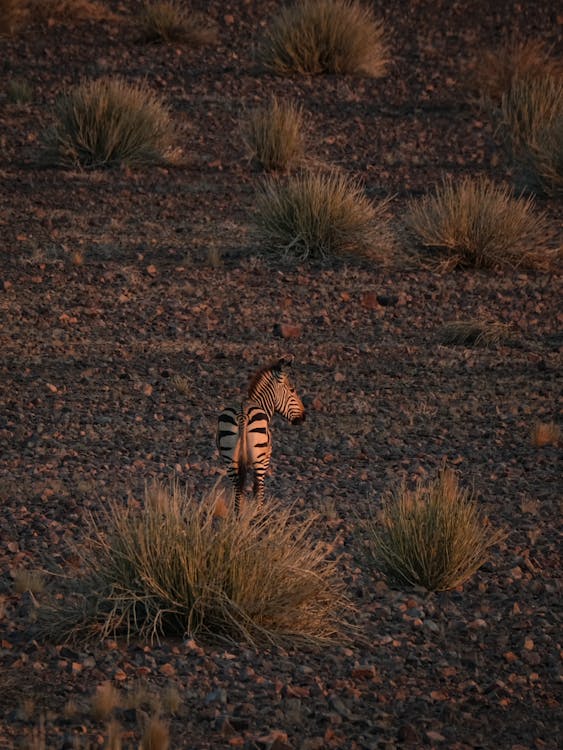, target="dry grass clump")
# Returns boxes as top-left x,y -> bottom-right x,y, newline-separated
405,175 -> 551,269
259,0 -> 388,77
440,318 -> 511,347
499,75 -> 563,196
531,421 -> 560,448
13,568 -> 45,594
241,96 -> 306,172
253,168 -> 394,260
366,468 -> 506,591
41,482 -> 349,646
44,77 -> 178,169
473,37 -> 562,106
141,717 -> 170,750
139,1 -> 218,46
